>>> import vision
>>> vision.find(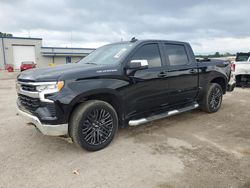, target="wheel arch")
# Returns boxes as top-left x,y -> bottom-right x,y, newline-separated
210,77 -> 227,94
68,89 -> 125,127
